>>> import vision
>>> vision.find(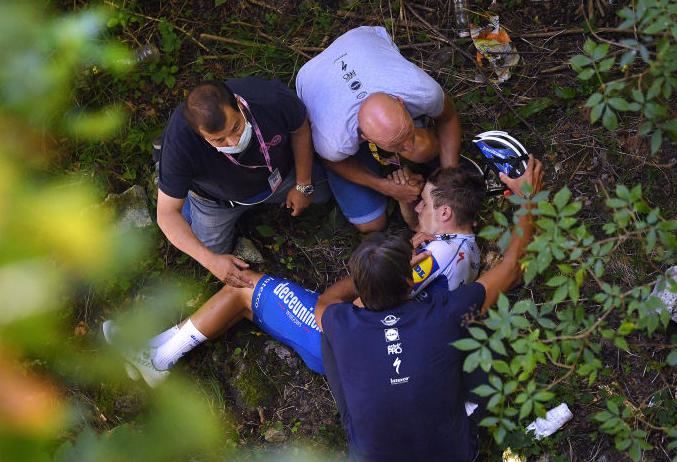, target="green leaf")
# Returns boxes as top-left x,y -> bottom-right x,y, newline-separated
519,400 -> 533,420
534,391 -> 554,402
585,92 -> 603,107
493,211 -> 509,227
489,338 -> 507,356
553,187 -> 571,211
554,86 -> 577,100
583,39 -> 597,55
619,50 -> 636,67
592,43 -> 609,60
568,279 -> 580,303
608,97 -> 630,111
468,327 -> 488,341
606,198 -> 626,208
479,226 -> 503,240
570,54 -> 592,68
590,103 -> 604,124
518,98 -> 554,119
463,351 -> 481,372
552,284 -> 569,304
560,202 -> 582,217
256,225 -> 275,237
453,338 -> 482,351
667,350 -> 677,366
578,68 -> 595,80
546,275 -> 568,287
647,78 -> 663,100
603,107 -> 618,130
472,385 -> 496,397
598,57 -> 615,72
650,129 -> 663,154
